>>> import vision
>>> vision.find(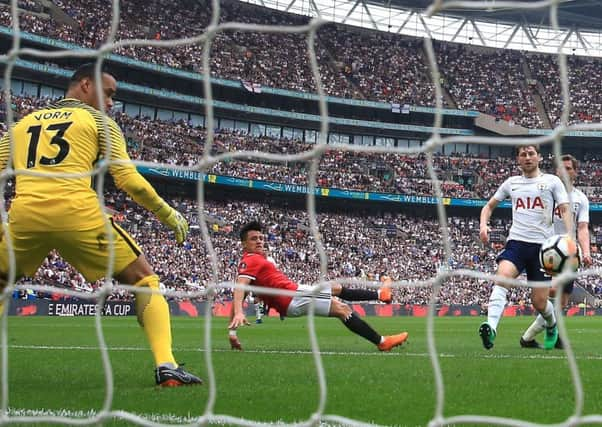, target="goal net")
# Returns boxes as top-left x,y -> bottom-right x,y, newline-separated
0,0 -> 600,425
